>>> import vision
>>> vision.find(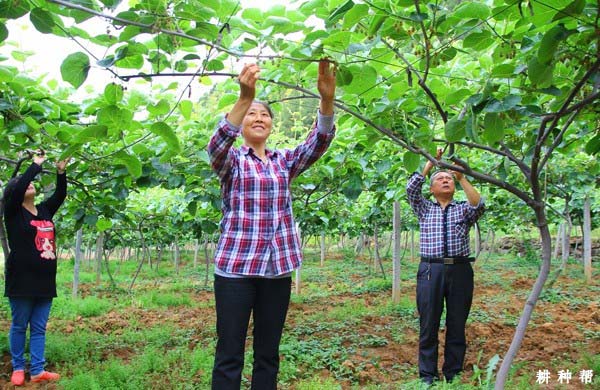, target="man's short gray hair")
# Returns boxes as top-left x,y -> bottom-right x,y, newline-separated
429,170 -> 453,185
